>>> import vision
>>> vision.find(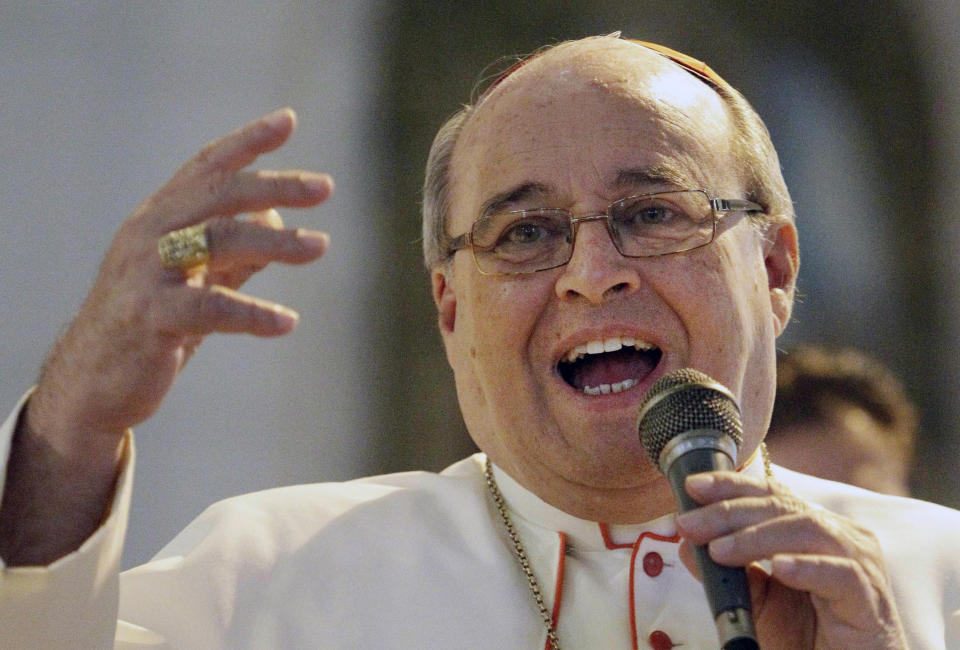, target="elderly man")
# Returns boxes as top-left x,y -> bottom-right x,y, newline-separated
1,34 -> 958,649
